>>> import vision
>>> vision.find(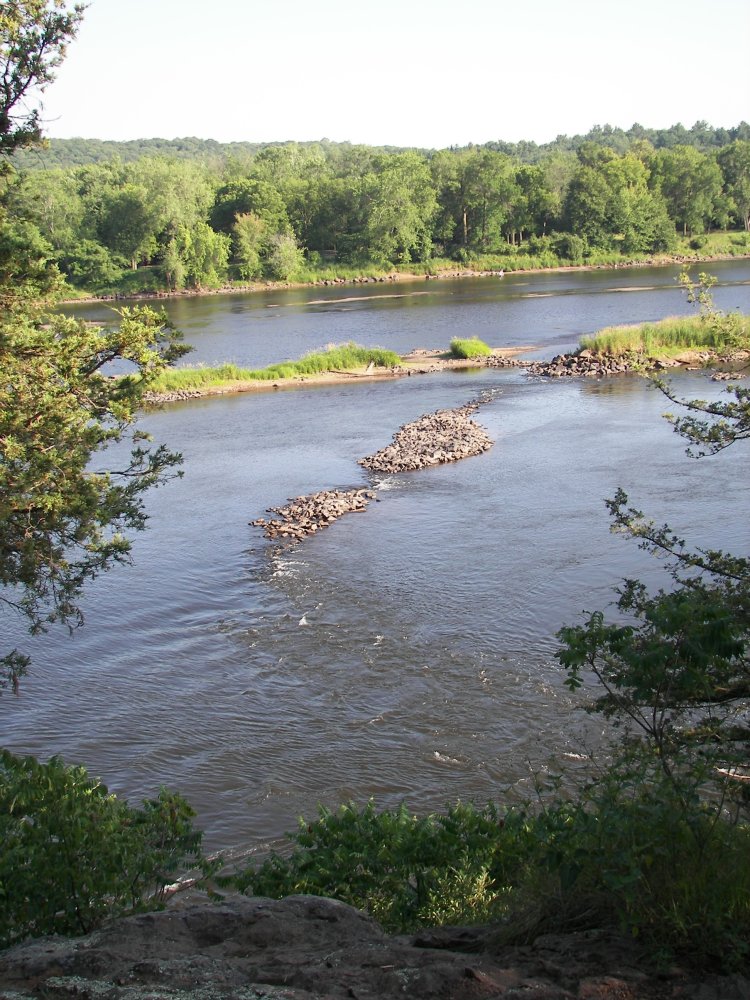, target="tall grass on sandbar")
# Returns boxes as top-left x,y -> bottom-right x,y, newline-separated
579,313 -> 749,358
148,343 -> 402,393
449,337 -> 493,359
